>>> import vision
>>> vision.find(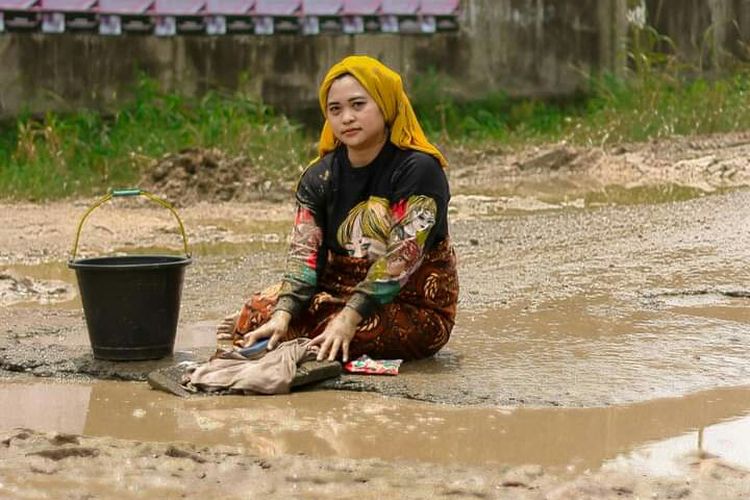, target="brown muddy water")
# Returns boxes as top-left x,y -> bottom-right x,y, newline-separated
2,380 -> 750,477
